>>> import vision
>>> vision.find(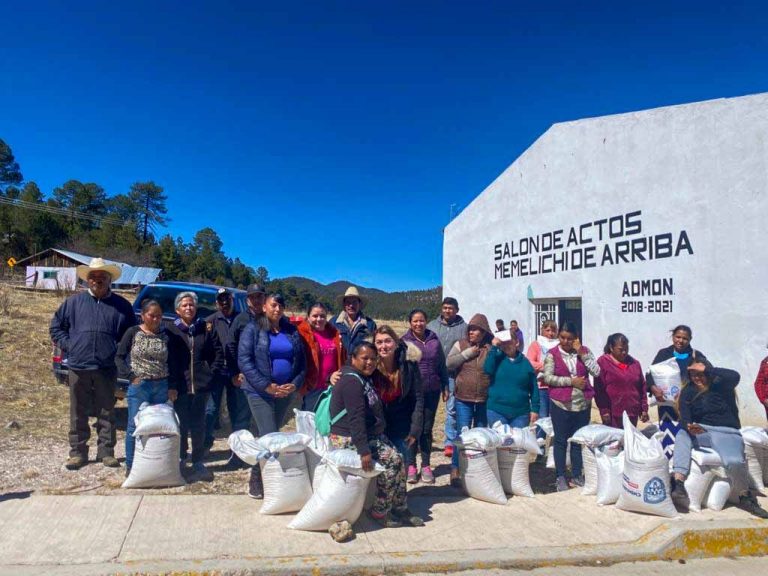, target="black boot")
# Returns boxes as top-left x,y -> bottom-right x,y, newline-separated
223,452 -> 248,471
736,492 -> 768,519
670,478 -> 690,512
248,465 -> 263,499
